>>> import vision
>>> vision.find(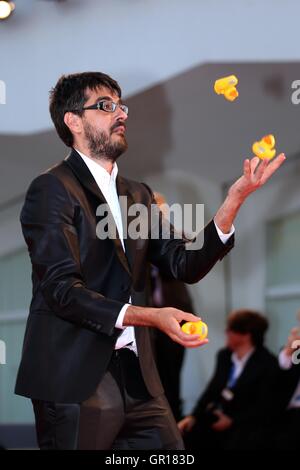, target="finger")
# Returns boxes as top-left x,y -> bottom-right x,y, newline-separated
181,339 -> 209,349
250,156 -> 260,174
243,159 -> 251,178
176,328 -> 206,342
169,332 -> 209,348
290,327 -> 300,339
178,420 -> 189,431
291,335 -> 300,342
253,157 -> 268,181
260,153 -> 286,185
177,423 -> 184,433
184,340 -> 209,349
180,312 -> 202,323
